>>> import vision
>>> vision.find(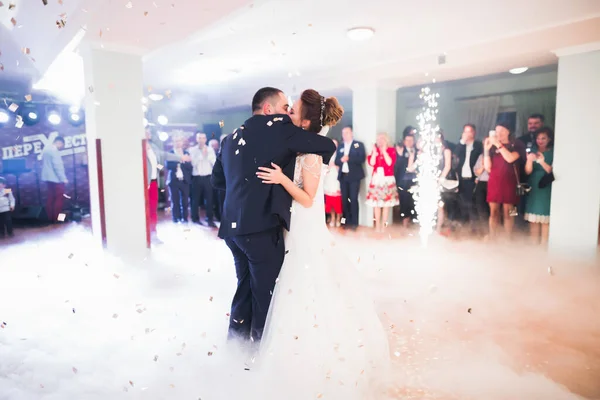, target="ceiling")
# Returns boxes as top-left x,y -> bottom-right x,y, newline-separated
1,0 -> 600,110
